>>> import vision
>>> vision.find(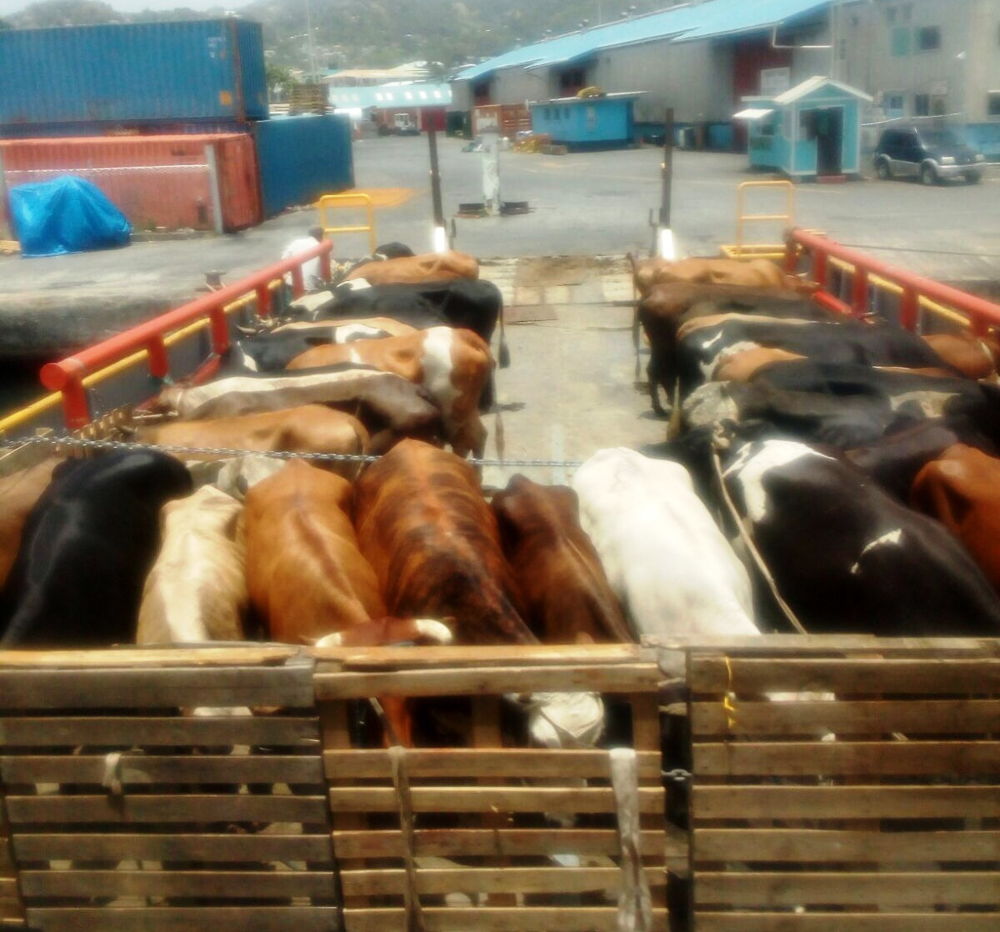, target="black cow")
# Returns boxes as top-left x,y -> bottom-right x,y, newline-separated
721,437 -> 1000,636
0,451 -> 192,647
